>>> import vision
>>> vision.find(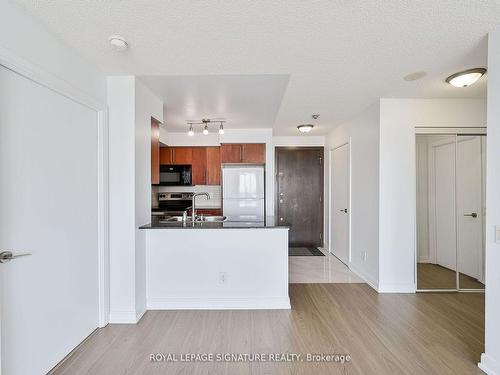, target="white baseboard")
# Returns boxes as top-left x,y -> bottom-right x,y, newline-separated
109,310 -> 140,324
348,264 -> 379,292
136,308 -> 147,322
378,283 -> 416,293
147,296 -> 291,310
479,353 -> 500,375
418,256 -> 431,263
